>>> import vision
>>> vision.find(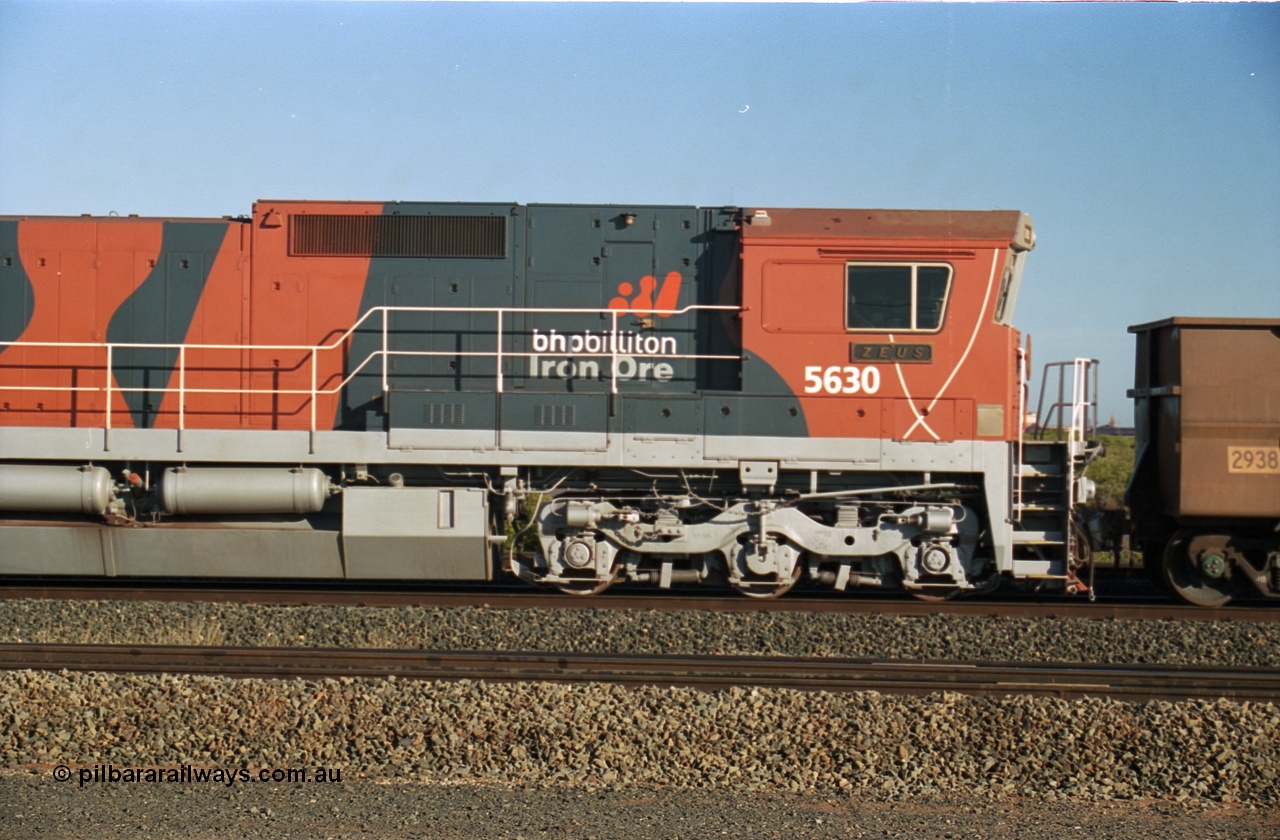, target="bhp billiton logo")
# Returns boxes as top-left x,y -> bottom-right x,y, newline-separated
608,271 -> 682,316
528,271 -> 685,383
